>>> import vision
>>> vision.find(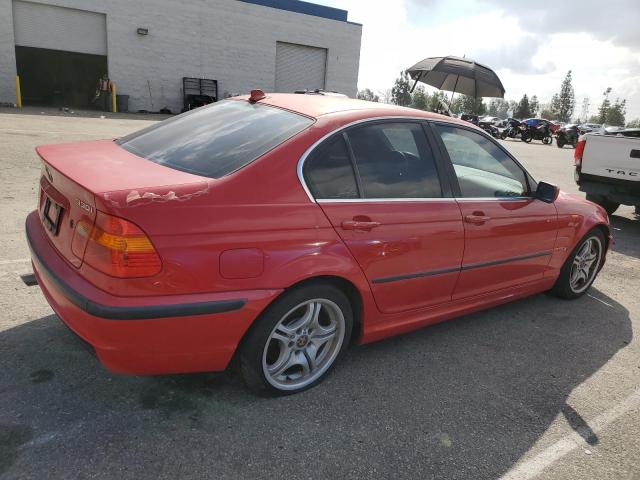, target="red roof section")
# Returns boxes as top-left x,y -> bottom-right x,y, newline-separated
232,93 -> 463,124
